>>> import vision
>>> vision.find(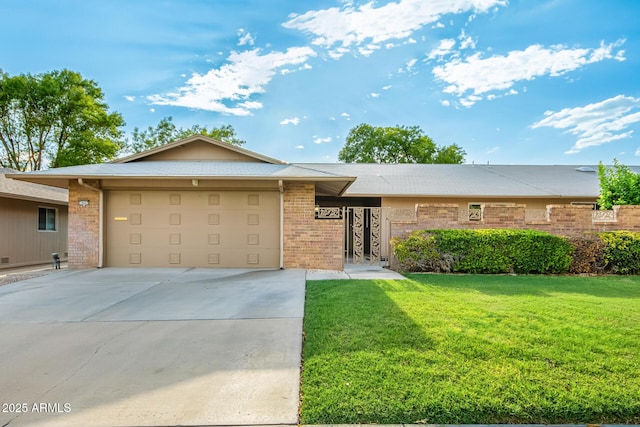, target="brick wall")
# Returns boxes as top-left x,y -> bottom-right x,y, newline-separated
391,203 -> 640,239
607,205 -> 640,232
283,182 -> 343,270
68,180 -> 101,269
